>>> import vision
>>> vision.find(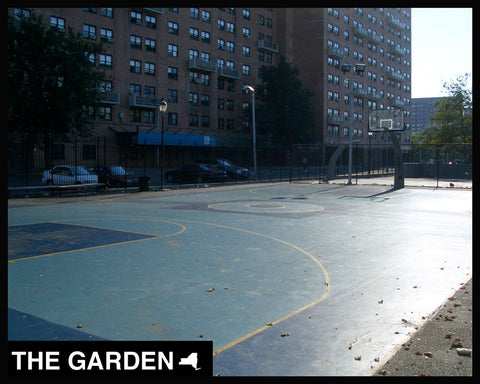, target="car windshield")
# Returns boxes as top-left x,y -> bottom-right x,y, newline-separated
109,166 -> 127,175
73,166 -> 94,175
218,159 -> 233,167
